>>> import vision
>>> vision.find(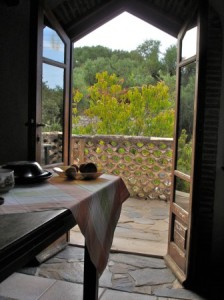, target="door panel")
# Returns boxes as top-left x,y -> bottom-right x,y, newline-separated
36,9 -> 71,166
165,14 -> 199,283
